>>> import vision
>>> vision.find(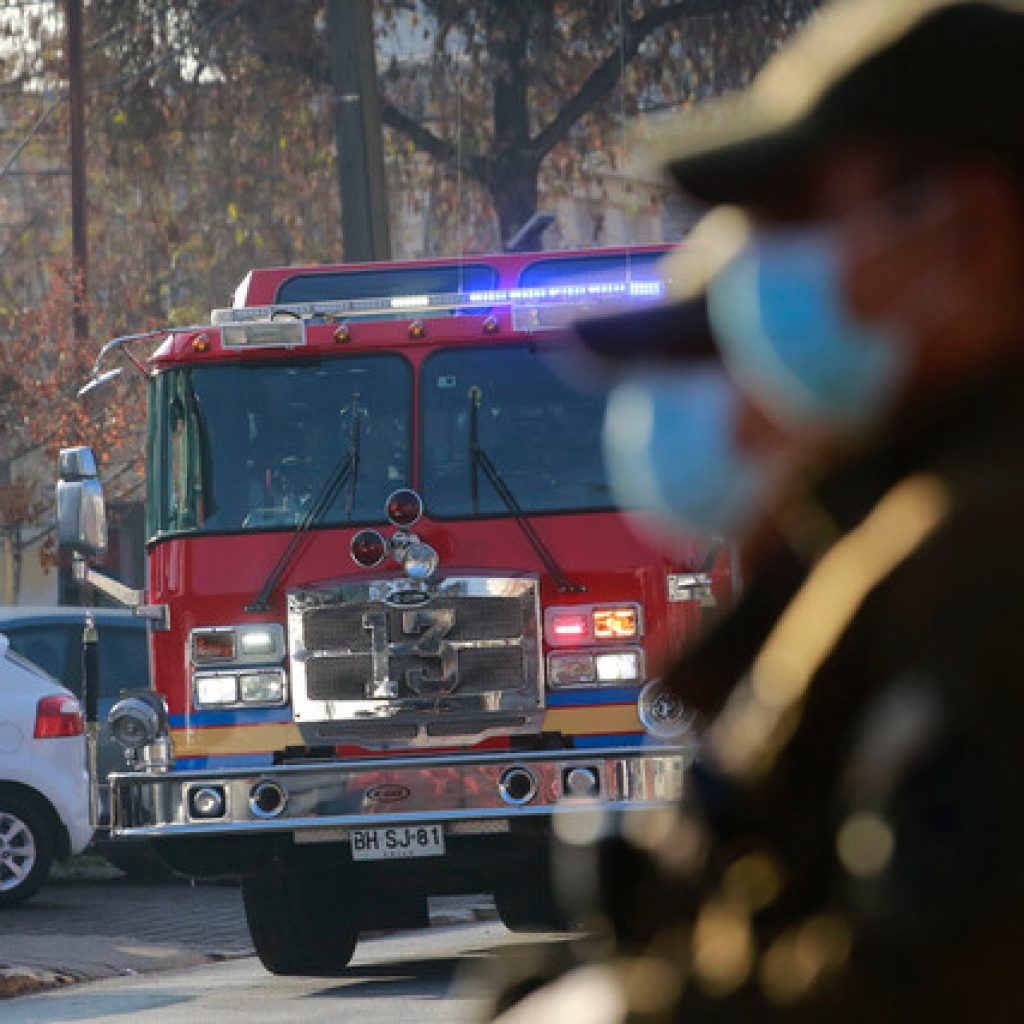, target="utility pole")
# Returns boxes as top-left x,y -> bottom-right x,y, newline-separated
66,0 -> 88,342
327,0 -> 391,262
